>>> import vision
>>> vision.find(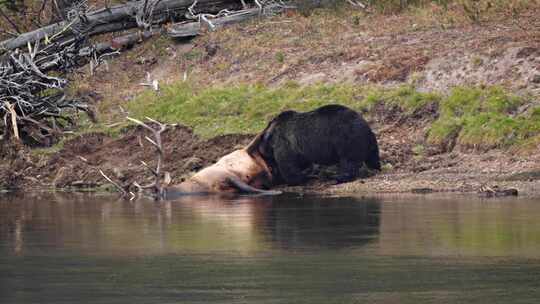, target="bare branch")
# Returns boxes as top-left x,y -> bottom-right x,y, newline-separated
99,169 -> 127,195
3,102 -> 19,140
101,117 -> 170,200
